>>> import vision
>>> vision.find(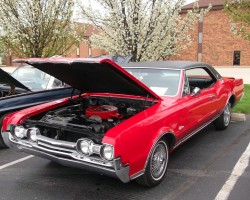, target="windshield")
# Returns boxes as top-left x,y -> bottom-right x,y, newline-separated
126,68 -> 181,96
12,64 -> 54,90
